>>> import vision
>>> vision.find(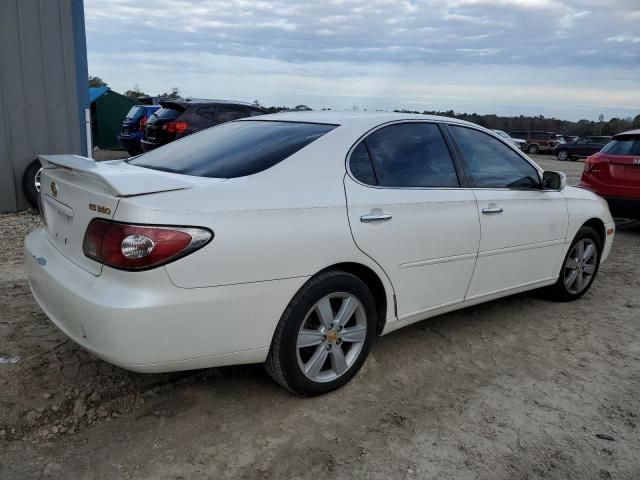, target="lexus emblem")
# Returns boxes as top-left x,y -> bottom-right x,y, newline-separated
50,181 -> 58,197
